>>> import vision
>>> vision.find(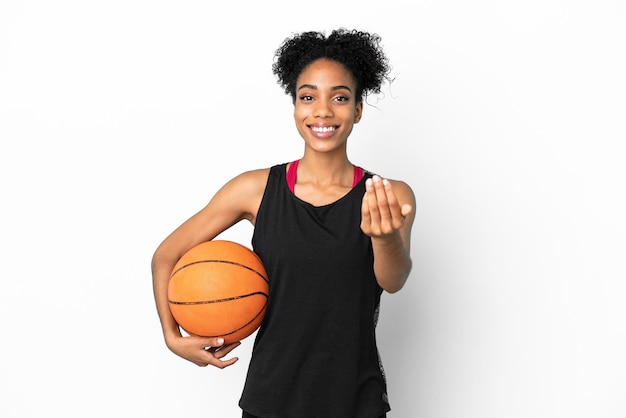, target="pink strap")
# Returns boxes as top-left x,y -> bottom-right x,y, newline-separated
287,160 -> 364,193
353,166 -> 364,187
286,160 -> 299,193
